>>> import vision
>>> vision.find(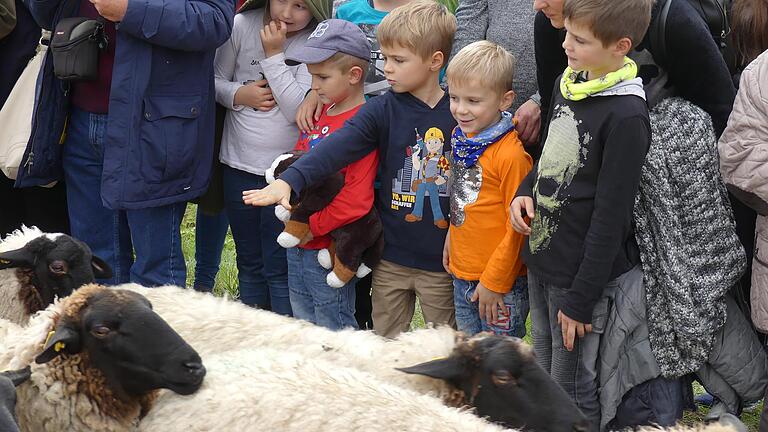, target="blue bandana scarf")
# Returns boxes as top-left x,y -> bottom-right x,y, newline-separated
451,111 -> 515,168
